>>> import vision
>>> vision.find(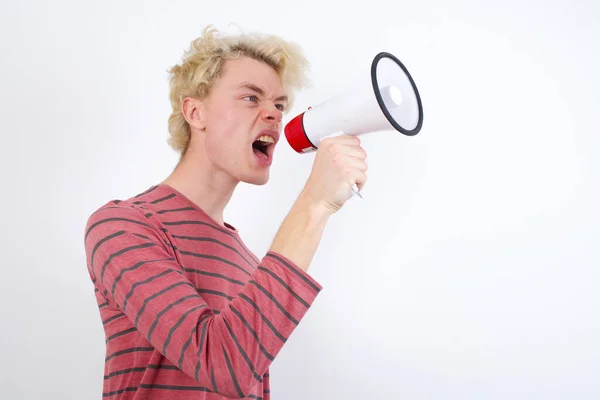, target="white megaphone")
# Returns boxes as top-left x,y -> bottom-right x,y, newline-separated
284,52 -> 423,197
